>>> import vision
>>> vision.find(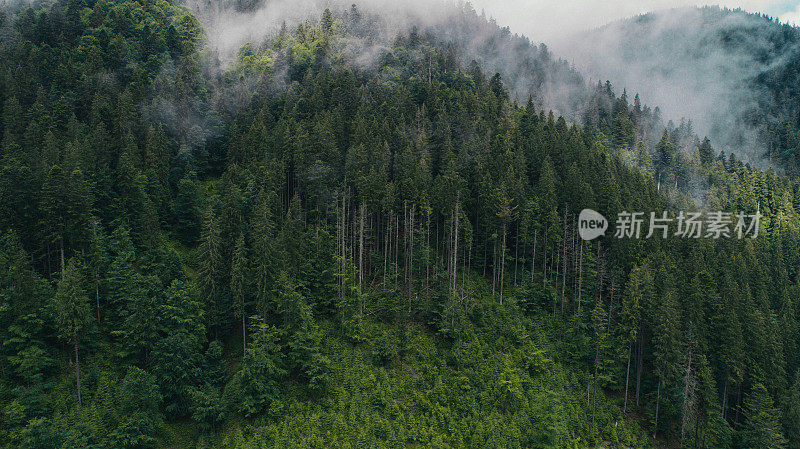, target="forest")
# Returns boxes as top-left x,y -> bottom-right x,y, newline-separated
567,6 -> 800,176
1,1 -> 800,448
